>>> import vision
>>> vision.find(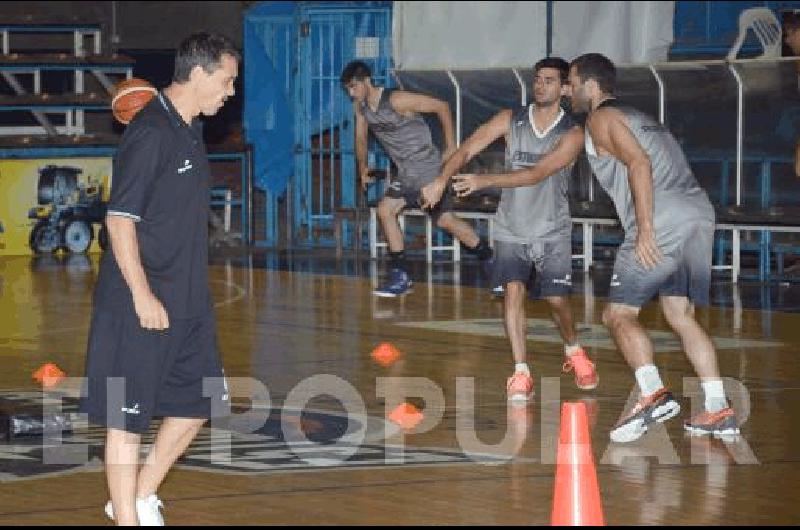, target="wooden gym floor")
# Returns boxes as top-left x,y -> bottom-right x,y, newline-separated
0,251 -> 798,525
